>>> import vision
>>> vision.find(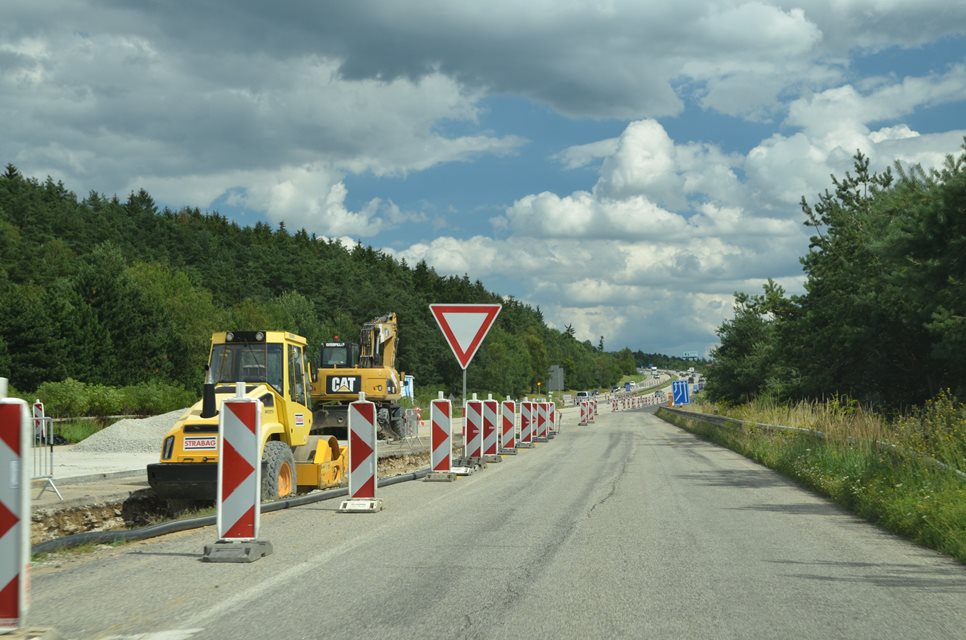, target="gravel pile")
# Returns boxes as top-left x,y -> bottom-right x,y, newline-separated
71,408 -> 189,453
